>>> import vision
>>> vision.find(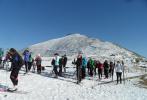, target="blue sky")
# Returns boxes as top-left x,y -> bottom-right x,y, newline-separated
0,0 -> 147,57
